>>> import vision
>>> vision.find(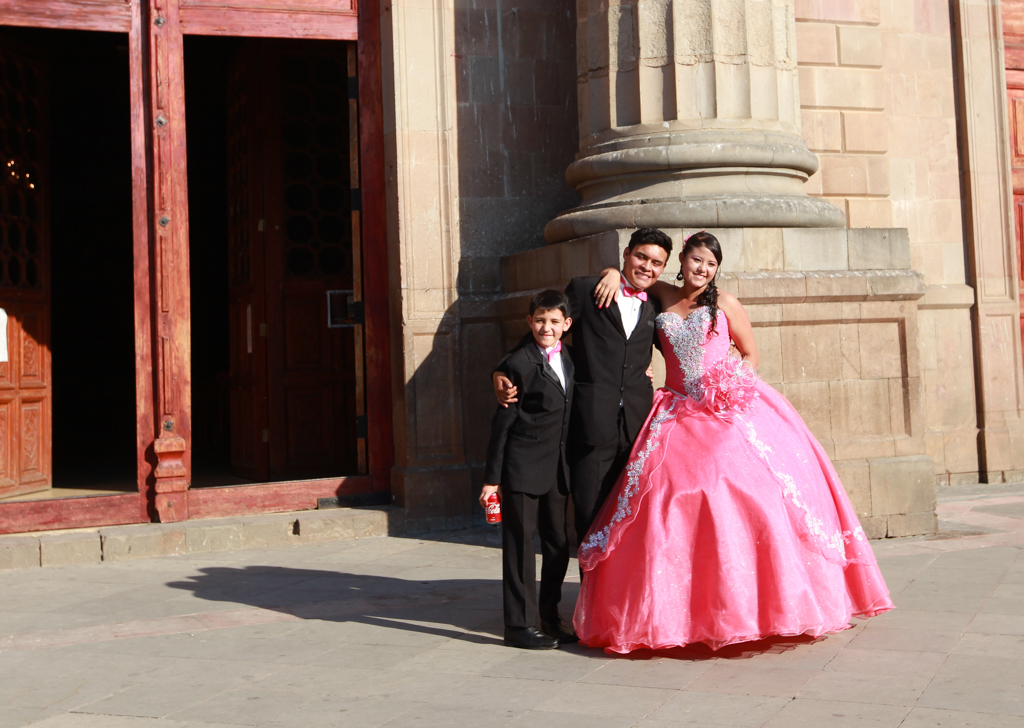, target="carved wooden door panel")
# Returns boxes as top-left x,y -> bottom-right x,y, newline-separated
0,48 -> 52,498
1008,85 -> 1024,367
227,46 -> 270,481
228,41 -> 362,481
